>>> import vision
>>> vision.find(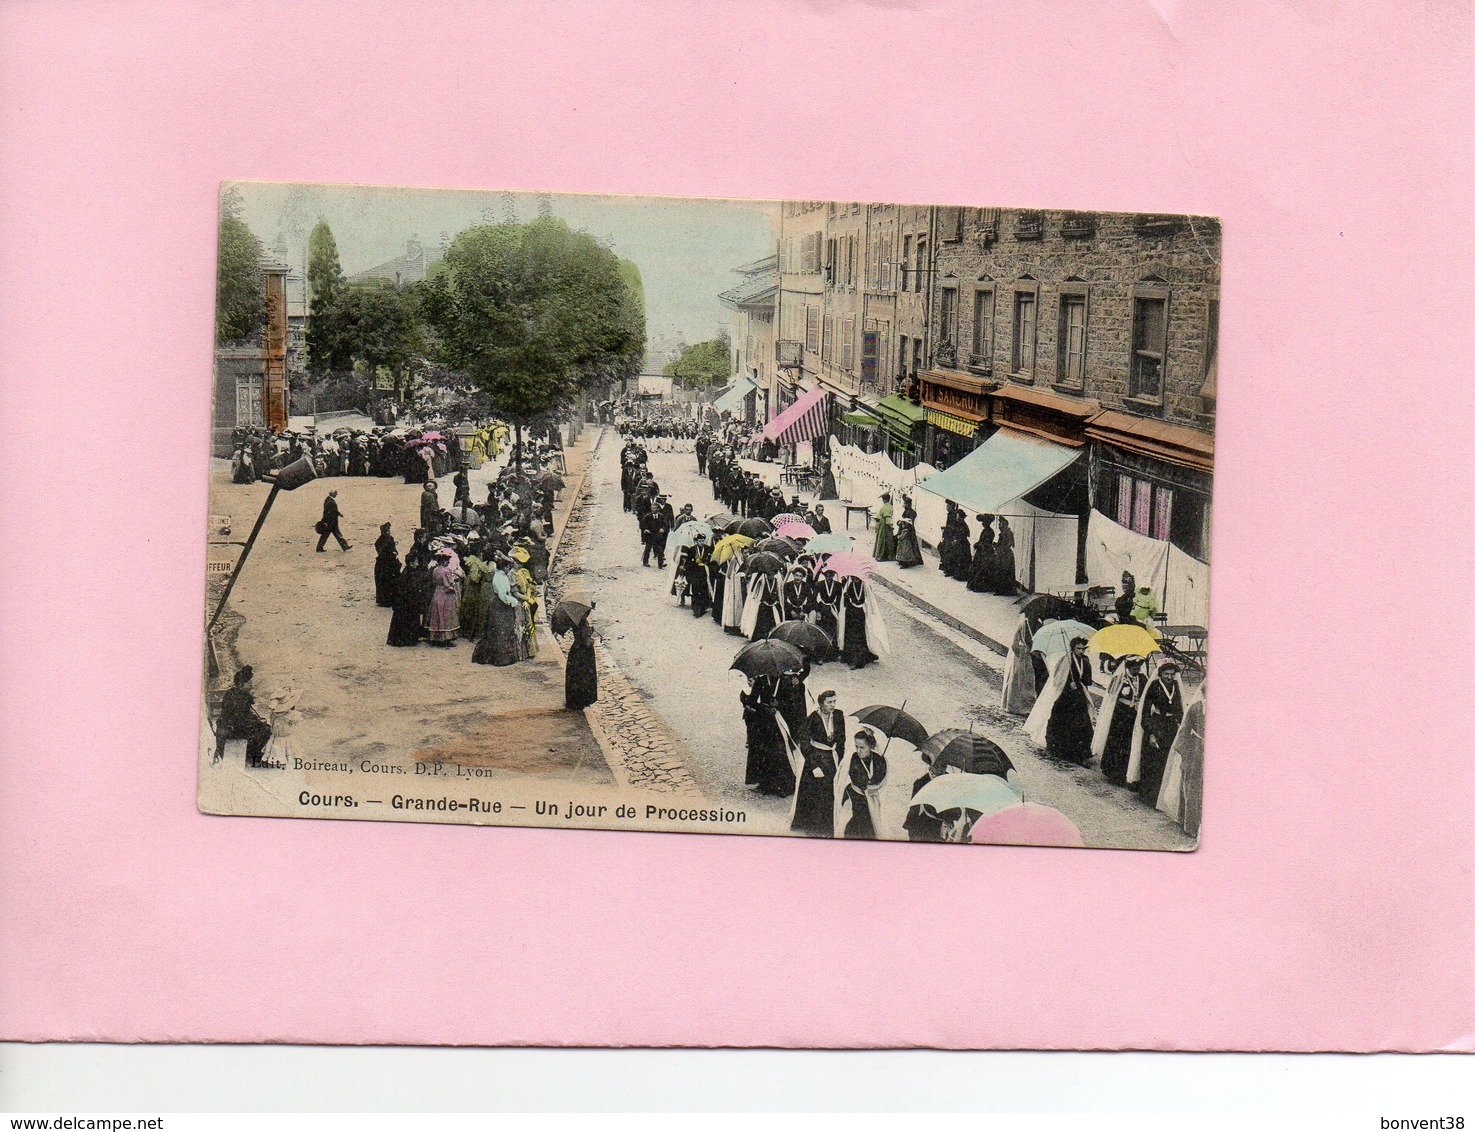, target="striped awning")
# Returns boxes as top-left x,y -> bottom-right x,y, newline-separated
759,385 -> 830,445
926,408 -> 979,438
